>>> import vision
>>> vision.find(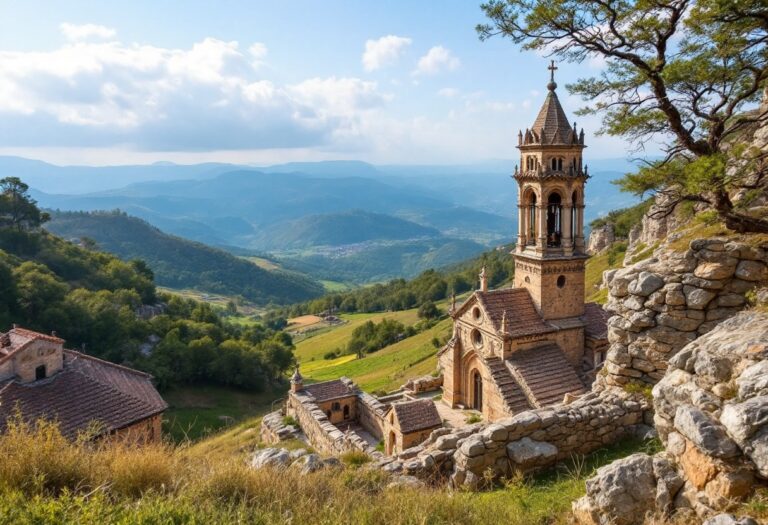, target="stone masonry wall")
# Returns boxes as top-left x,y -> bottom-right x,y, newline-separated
377,391 -> 645,487
598,238 -> 767,389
